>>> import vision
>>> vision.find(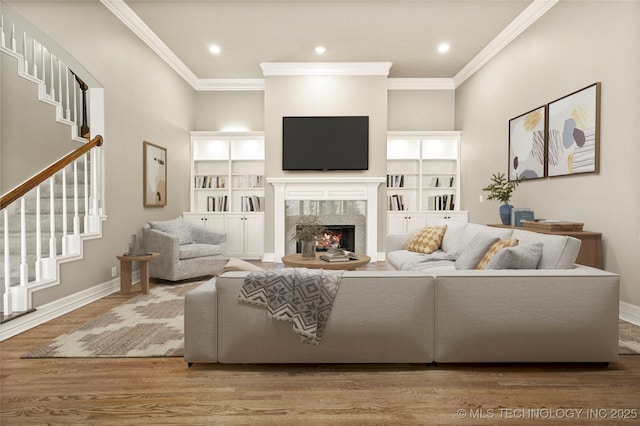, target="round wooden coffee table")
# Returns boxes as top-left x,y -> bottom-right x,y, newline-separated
281,252 -> 371,271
